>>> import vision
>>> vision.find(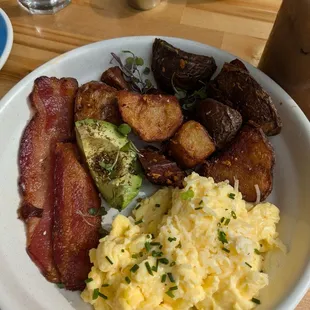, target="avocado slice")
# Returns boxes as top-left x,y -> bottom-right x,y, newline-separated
75,119 -> 142,210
